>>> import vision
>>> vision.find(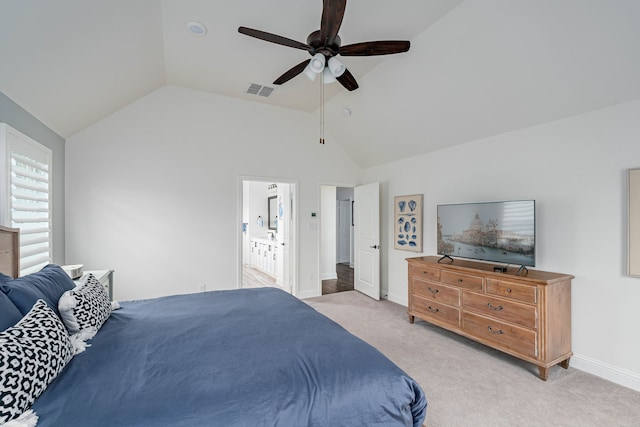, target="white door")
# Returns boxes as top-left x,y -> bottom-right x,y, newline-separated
354,182 -> 380,300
